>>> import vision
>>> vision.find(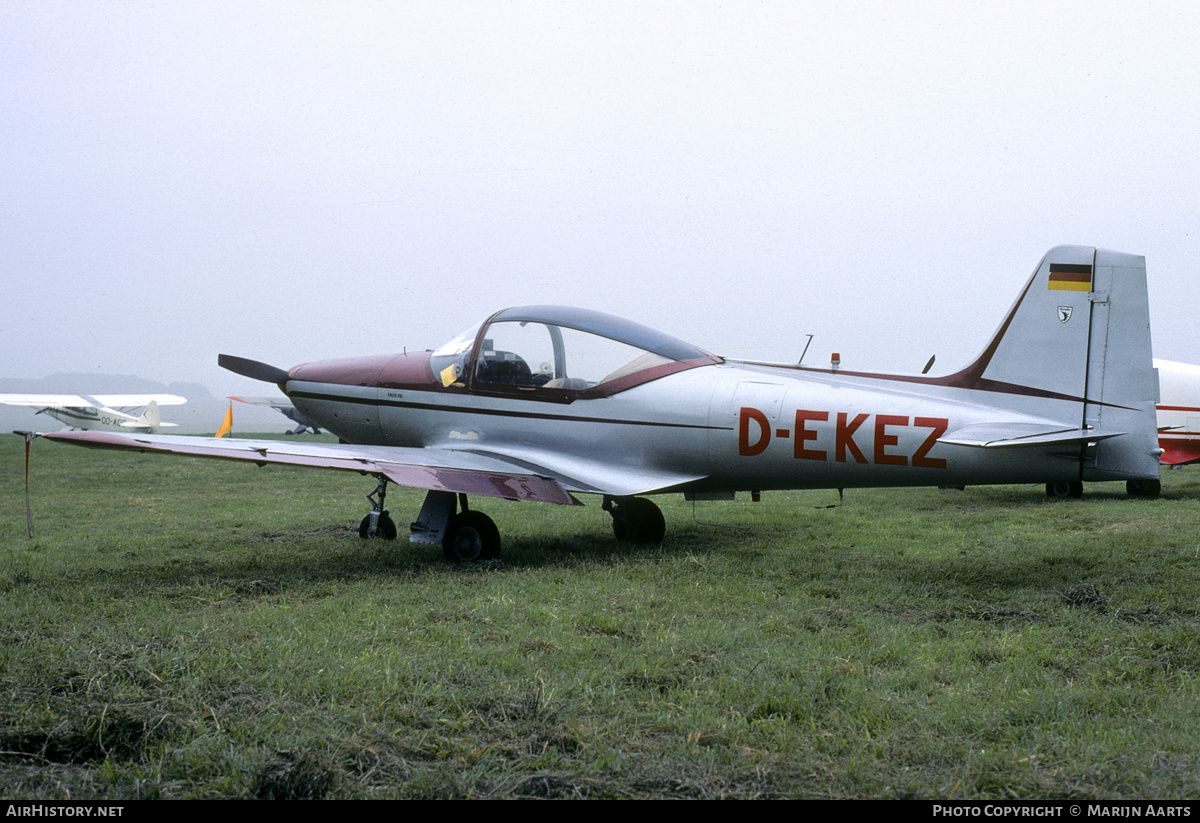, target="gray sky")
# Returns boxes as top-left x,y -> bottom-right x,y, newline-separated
4,0 -> 1198,396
